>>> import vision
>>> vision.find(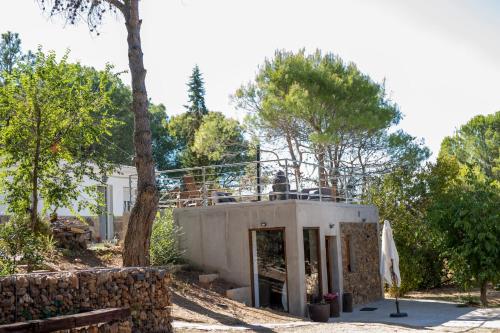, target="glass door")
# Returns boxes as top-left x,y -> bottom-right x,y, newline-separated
250,229 -> 288,312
